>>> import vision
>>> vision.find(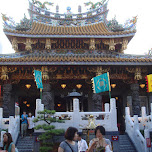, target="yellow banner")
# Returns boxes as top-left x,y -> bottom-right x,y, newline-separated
147,74 -> 152,92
